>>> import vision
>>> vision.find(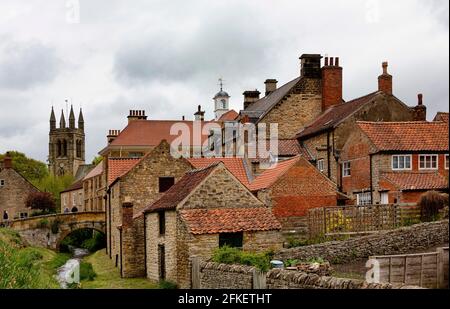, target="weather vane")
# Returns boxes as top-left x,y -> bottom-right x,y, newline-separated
218,77 -> 225,91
